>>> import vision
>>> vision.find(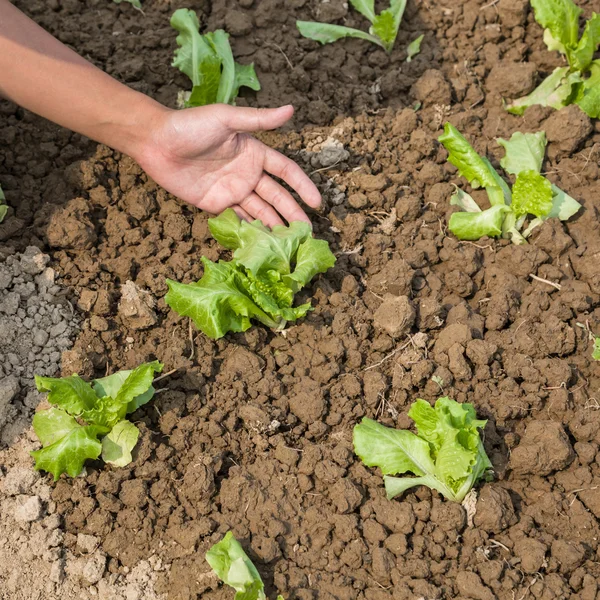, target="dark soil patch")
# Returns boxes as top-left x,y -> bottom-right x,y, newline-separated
2,1 -> 600,600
